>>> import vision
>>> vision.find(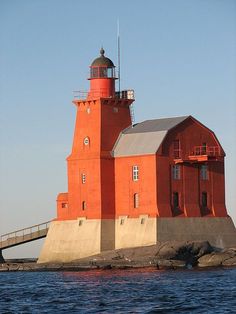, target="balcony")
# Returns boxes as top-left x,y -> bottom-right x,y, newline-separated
188,146 -> 221,162
174,146 -> 222,164
73,89 -> 135,100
